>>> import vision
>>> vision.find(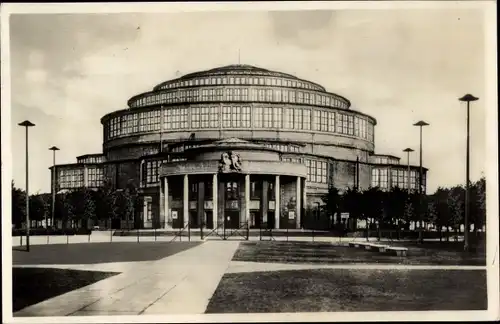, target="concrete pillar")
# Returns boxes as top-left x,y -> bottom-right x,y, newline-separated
275,175 -> 280,229
245,174 -> 250,224
183,174 -> 189,227
164,177 -> 170,229
213,173 -> 218,229
83,167 -> 88,188
296,177 -> 301,229
261,180 -> 268,225
142,197 -> 148,228
388,166 -> 392,190
303,179 -> 307,229
159,178 -> 164,228
197,181 -> 205,228
218,178 -> 225,227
